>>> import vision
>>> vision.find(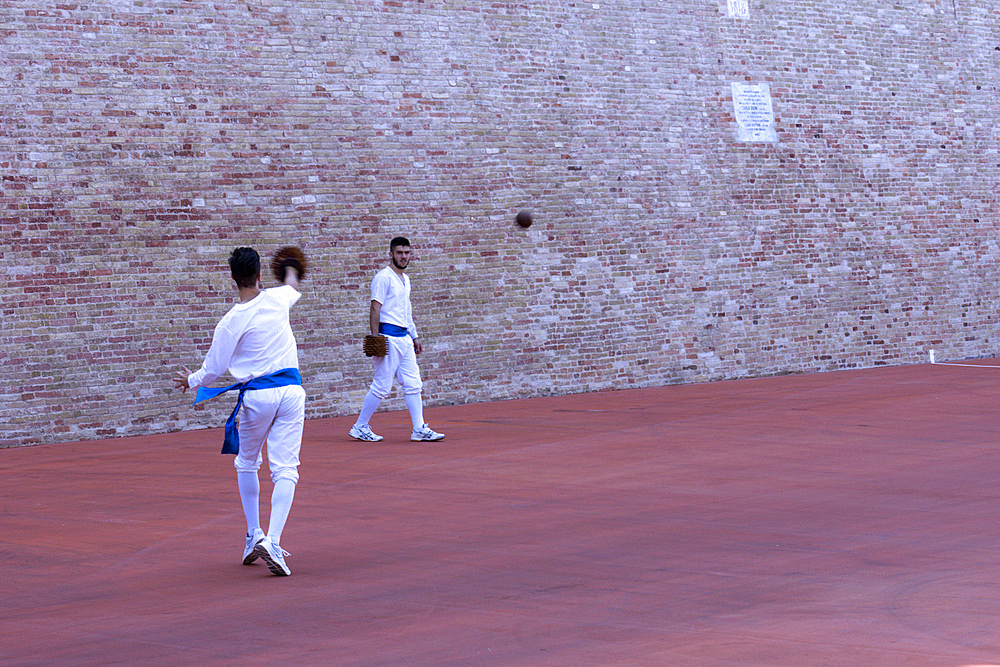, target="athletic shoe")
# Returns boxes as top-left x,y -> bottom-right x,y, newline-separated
349,424 -> 383,442
411,423 -> 445,442
242,527 -> 266,565
254,536 -> 291,576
